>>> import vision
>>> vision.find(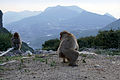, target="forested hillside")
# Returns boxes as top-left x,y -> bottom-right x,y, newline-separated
42,30 -> 120,51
